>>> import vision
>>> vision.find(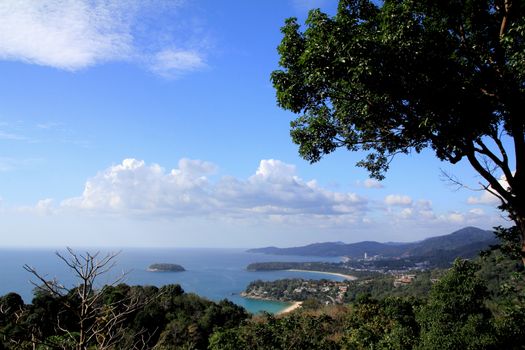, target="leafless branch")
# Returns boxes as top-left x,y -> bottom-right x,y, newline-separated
22,248 -> 153,350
